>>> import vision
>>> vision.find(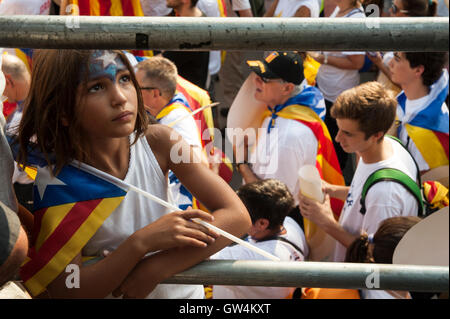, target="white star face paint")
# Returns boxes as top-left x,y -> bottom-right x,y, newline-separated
81,50 -> 127,84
